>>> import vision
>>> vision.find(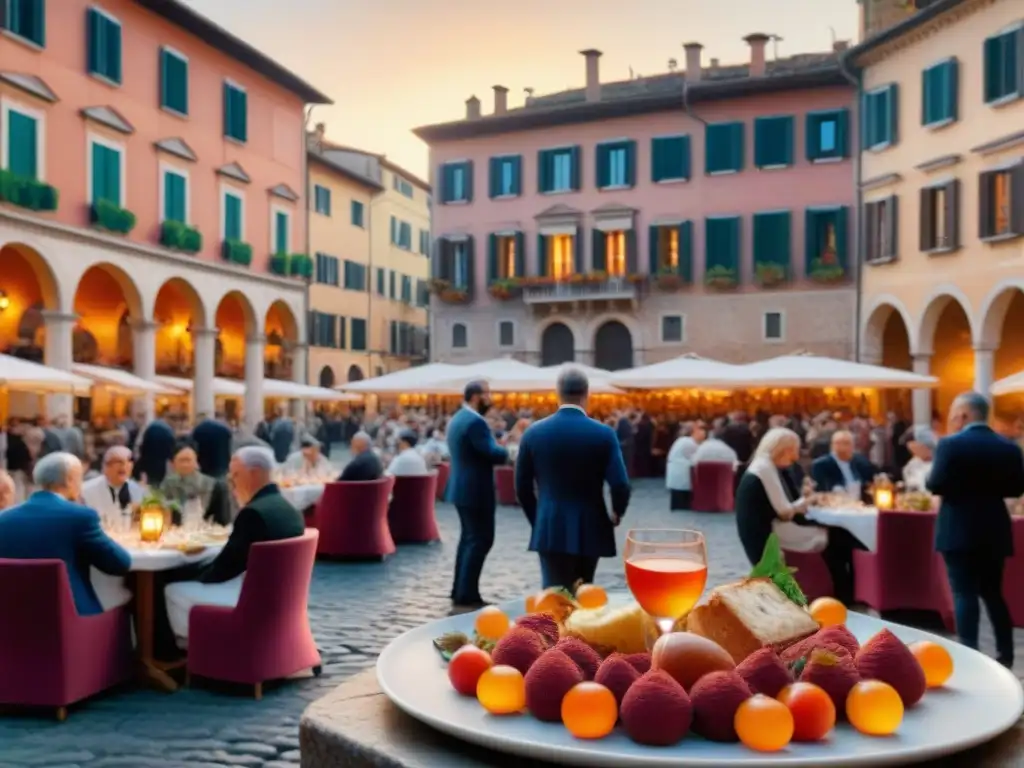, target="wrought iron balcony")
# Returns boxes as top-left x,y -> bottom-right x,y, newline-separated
522,276 -> 640,305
